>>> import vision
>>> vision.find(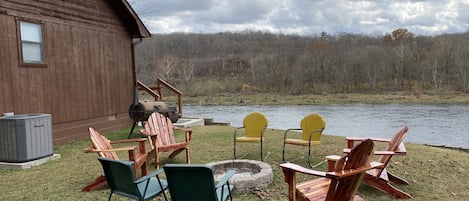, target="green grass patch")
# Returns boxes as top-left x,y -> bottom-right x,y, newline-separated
1,125 -> 468,200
